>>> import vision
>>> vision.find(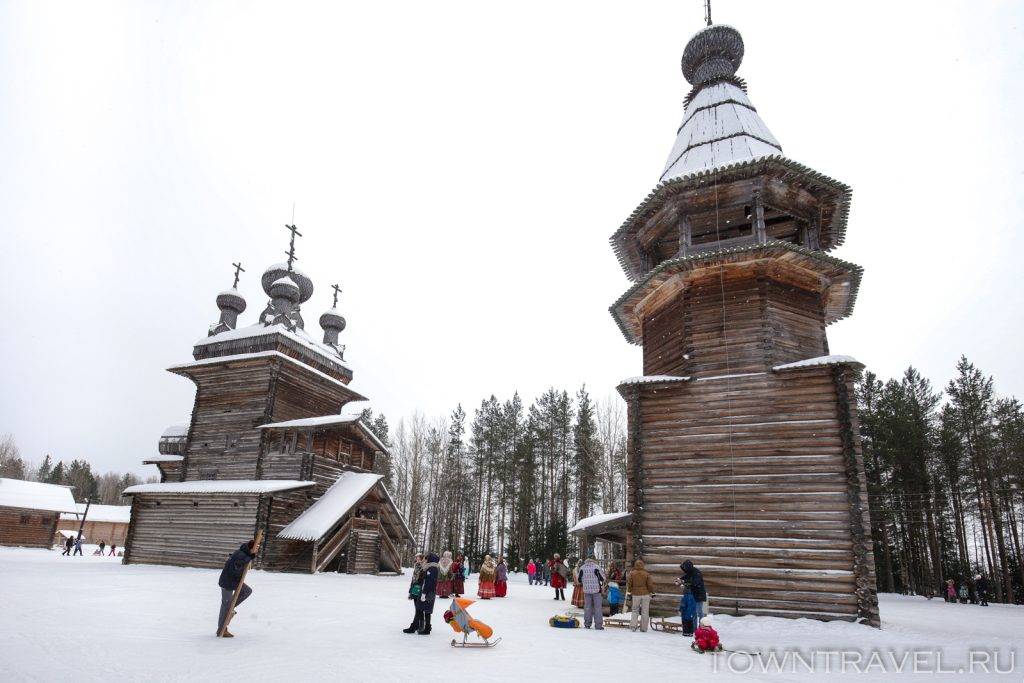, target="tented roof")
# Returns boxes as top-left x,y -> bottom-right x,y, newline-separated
661,81 -> 781,182
0,478 -> 78,513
